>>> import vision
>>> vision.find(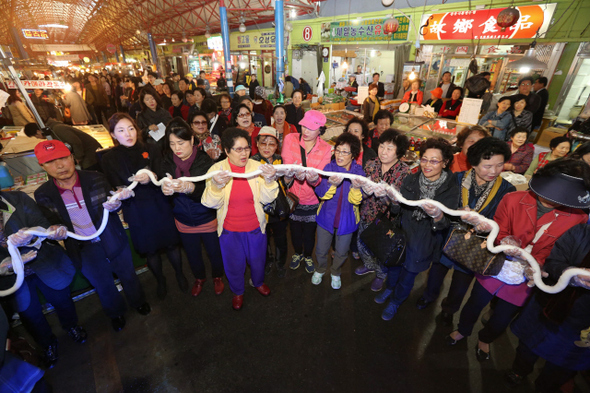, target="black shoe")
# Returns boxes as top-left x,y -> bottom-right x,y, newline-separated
136,302 -> 151,316
265,263 -> 272,275
416,297 -> 433,310
276,266 -> 286,278
66,326 -> 87,344
156,279 -> 167,300
445,334 -> 459,346
111,316 -> 126,332
176,272 -> 189,292
43,338 -> 58,368
440,311 -> 453,327
504,370 -> 524,388
475,346 -> 490,361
